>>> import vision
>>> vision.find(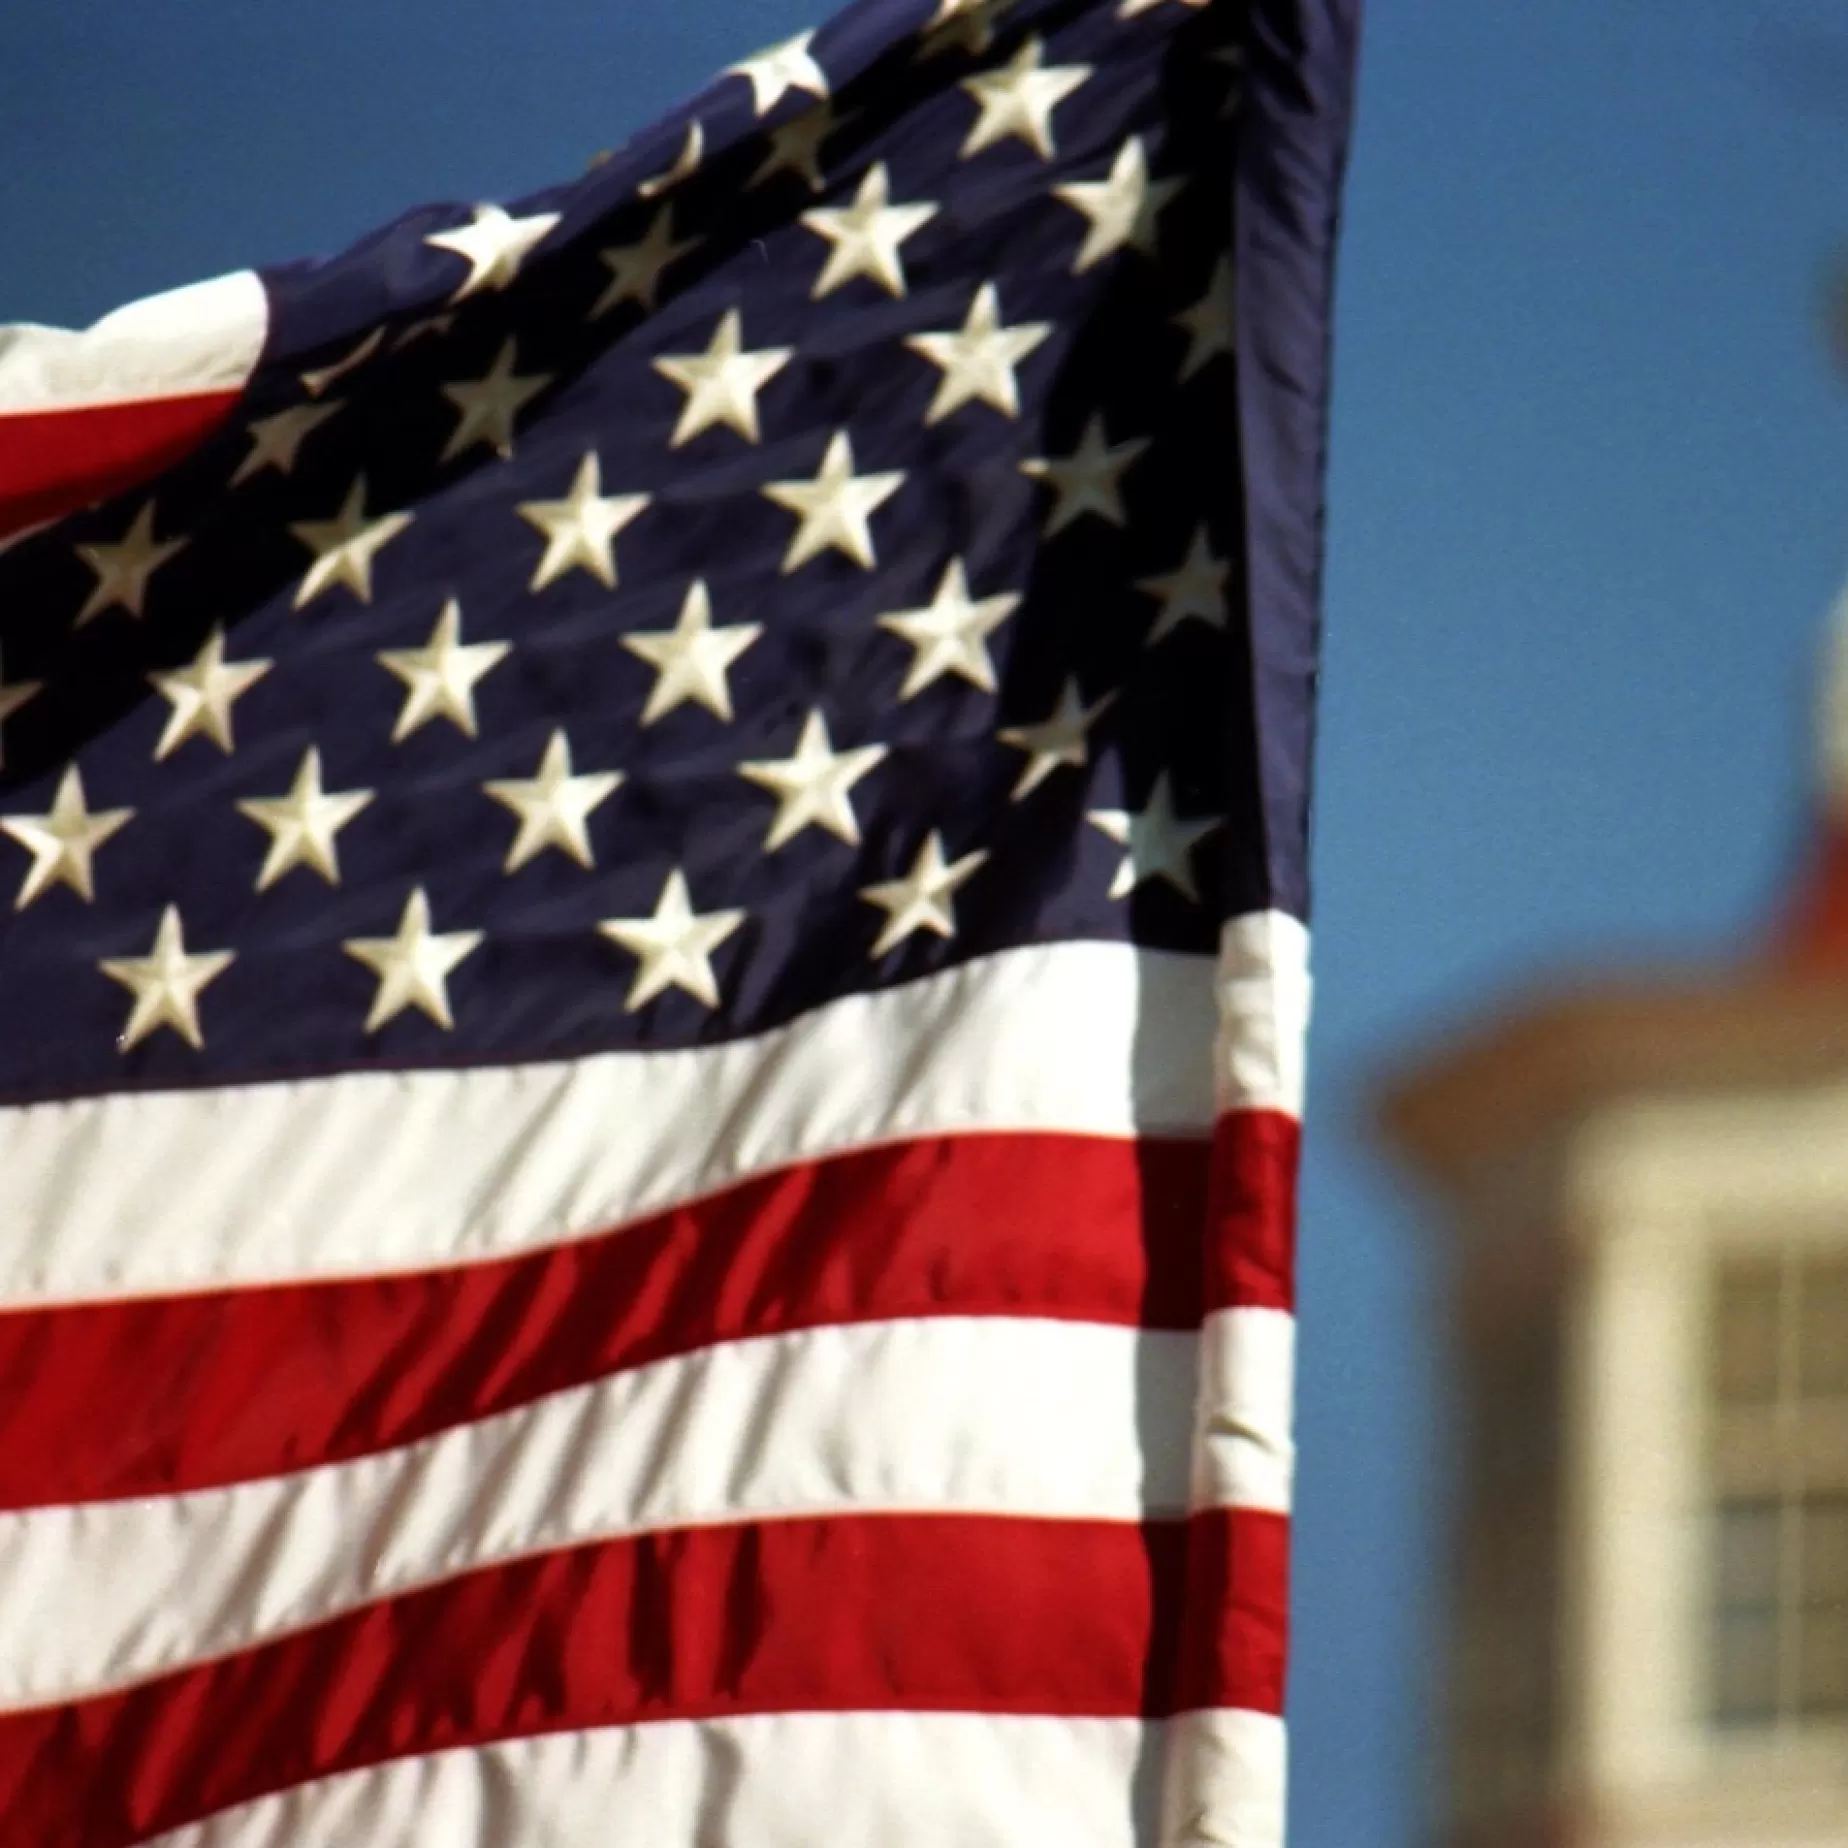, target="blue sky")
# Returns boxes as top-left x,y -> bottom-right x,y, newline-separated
6,1 -> 1848,1841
